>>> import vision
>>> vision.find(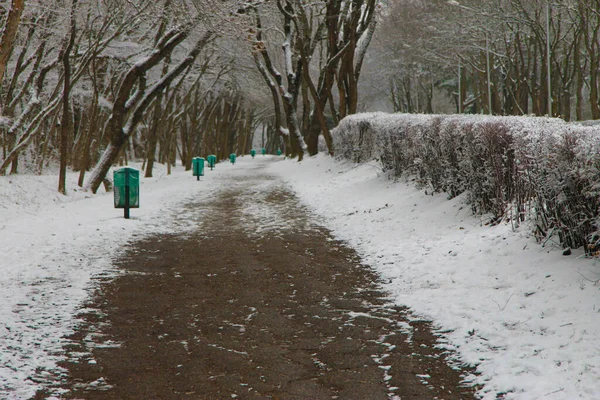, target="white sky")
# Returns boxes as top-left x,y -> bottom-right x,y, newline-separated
0,155 -> 599,399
